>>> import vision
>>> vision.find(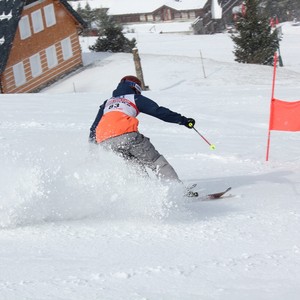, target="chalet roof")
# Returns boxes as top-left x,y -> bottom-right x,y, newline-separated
70,0 -> 207,16
0,0 -> 87,75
